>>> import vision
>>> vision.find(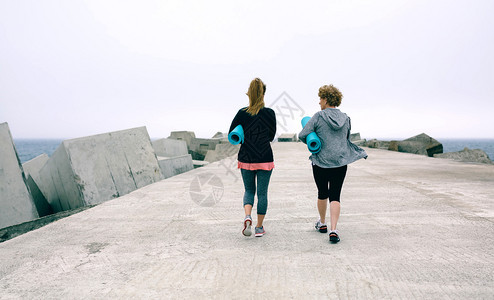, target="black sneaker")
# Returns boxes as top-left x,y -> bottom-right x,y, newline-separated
329,230 -> 340,243
315,220 -> 328,233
